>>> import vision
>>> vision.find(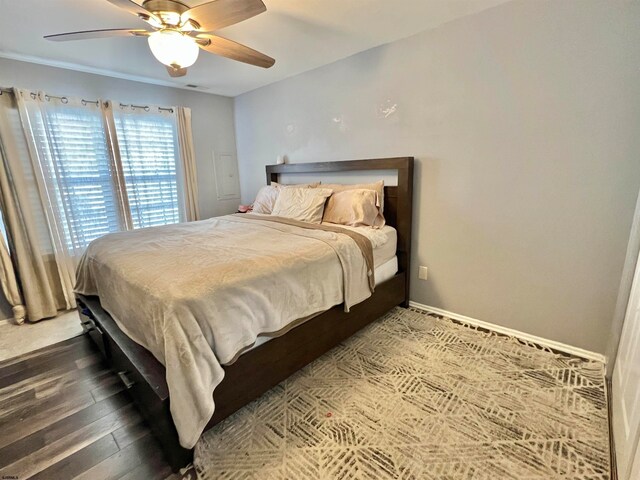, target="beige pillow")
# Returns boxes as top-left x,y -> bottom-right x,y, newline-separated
252,185 -> 279,214
320,180 -> 385,227
323,189 -> 379,227
272,187 -> 333,223
252,181 -> 320,214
